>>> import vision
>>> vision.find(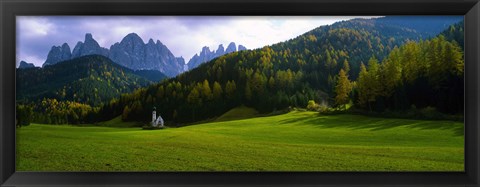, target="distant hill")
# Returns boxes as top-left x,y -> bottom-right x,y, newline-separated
374,16 -> 463,38
17,55 -> 153,106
